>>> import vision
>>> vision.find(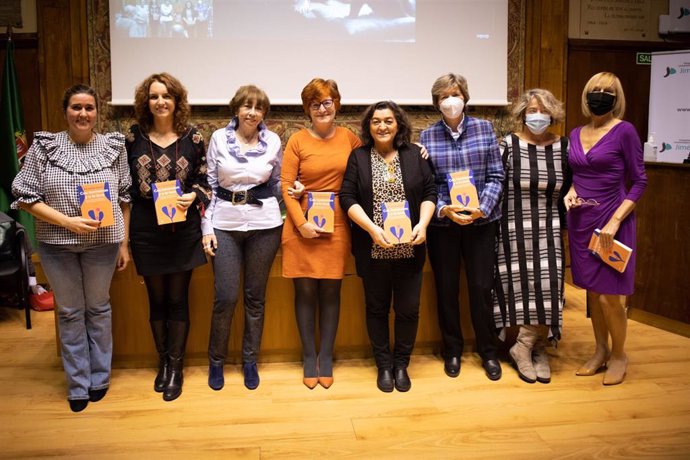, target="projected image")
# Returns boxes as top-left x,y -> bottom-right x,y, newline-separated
292,0 -> 416,41
113,0 -> 214,38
